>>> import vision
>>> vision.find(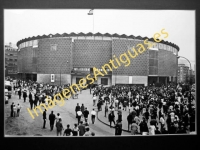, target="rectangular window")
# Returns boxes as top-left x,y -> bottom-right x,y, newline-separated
167,46 -> 170,51
153,43 -> 158,48
159,43 -> 163,49
149,59 -> 158,66
50,44 -> 57,51
33,40 -> 38,48
163,44 -> 166,50
176,49 -> 178,55
26,42 -> 29,47
149,50 -> 158,58
29,41 -> 33,46
149,66 -> 158,75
